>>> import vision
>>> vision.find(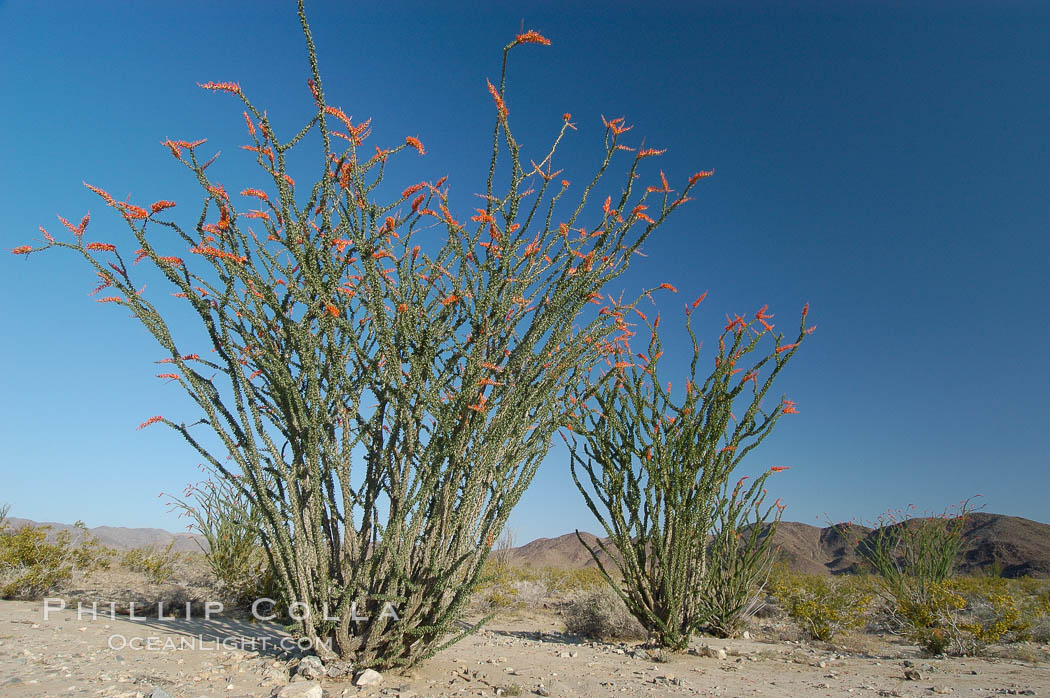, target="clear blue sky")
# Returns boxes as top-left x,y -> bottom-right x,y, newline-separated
2,1 -> 1047,543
